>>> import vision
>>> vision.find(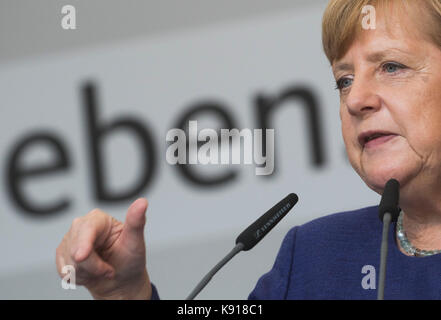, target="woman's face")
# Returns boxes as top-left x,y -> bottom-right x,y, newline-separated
333,9 -> 441,195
